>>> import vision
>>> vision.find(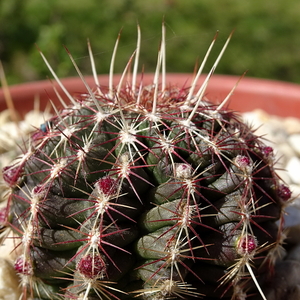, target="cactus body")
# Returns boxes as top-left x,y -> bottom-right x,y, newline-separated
2,25 -> 290,300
